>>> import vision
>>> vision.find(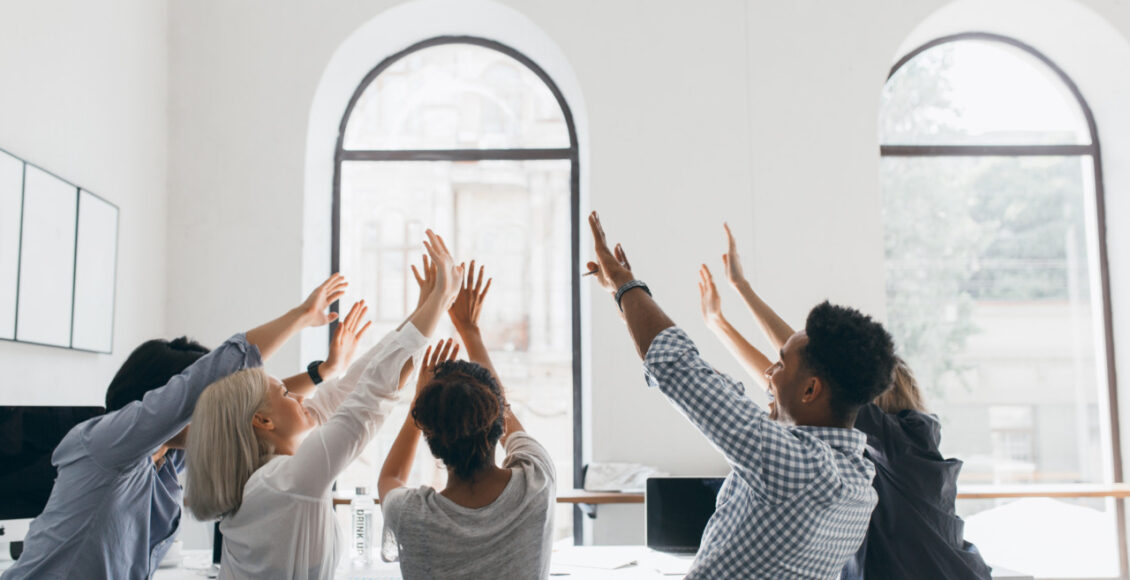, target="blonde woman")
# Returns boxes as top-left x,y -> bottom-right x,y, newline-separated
184,231 -> 463,580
